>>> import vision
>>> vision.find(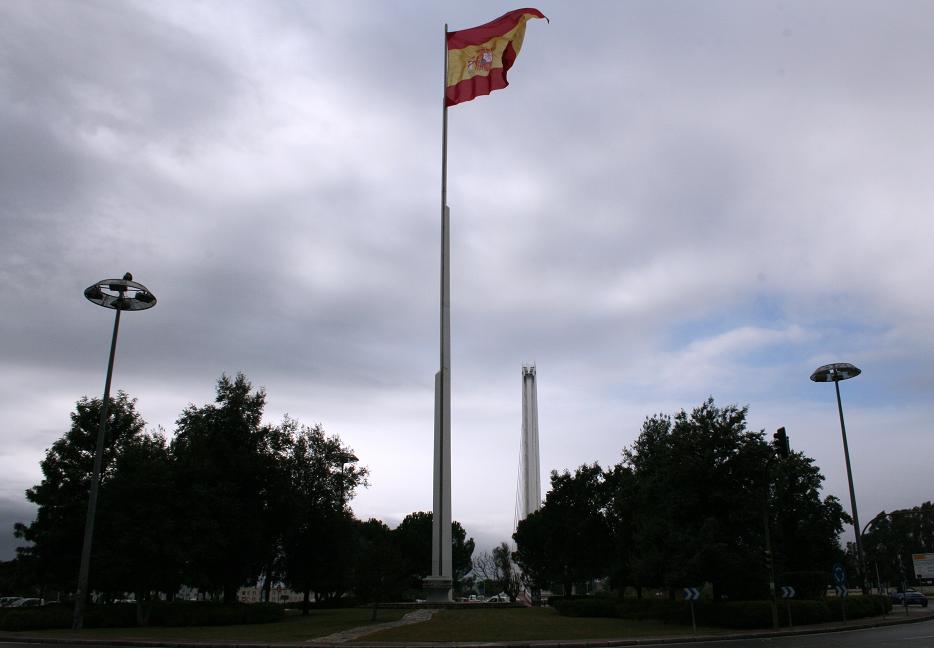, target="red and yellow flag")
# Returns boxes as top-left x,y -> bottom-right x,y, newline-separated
446,8 -> 547,107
